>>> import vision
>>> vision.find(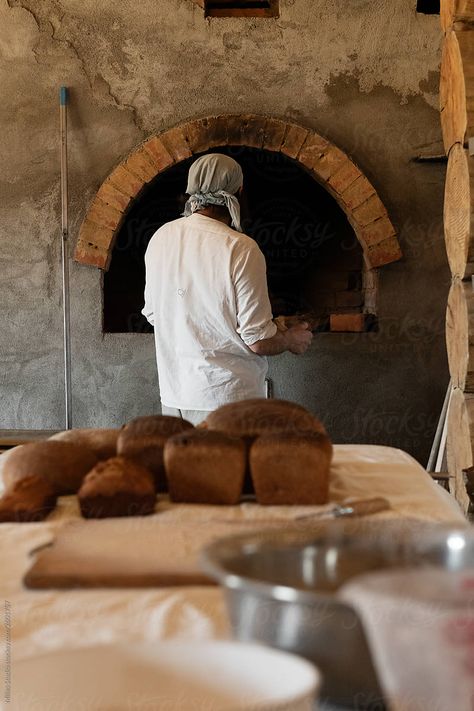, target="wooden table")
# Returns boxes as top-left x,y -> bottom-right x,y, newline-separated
0,444 -> 466,709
